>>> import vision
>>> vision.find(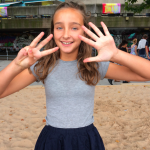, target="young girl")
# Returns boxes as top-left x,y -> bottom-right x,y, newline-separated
130,38 -> 138,56
1,1 -> 150,150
